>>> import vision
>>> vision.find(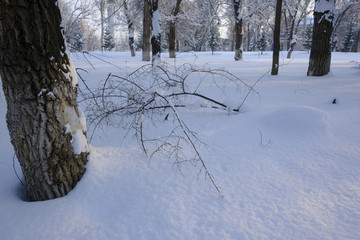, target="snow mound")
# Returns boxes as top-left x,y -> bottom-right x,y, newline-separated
261,106 -> 330,139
